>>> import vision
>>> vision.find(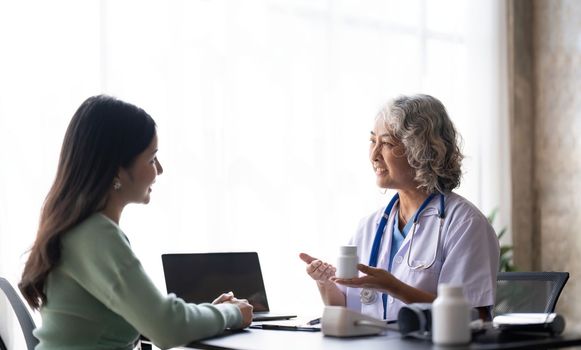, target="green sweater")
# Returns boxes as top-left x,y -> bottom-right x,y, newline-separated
34,214 -> 242,350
